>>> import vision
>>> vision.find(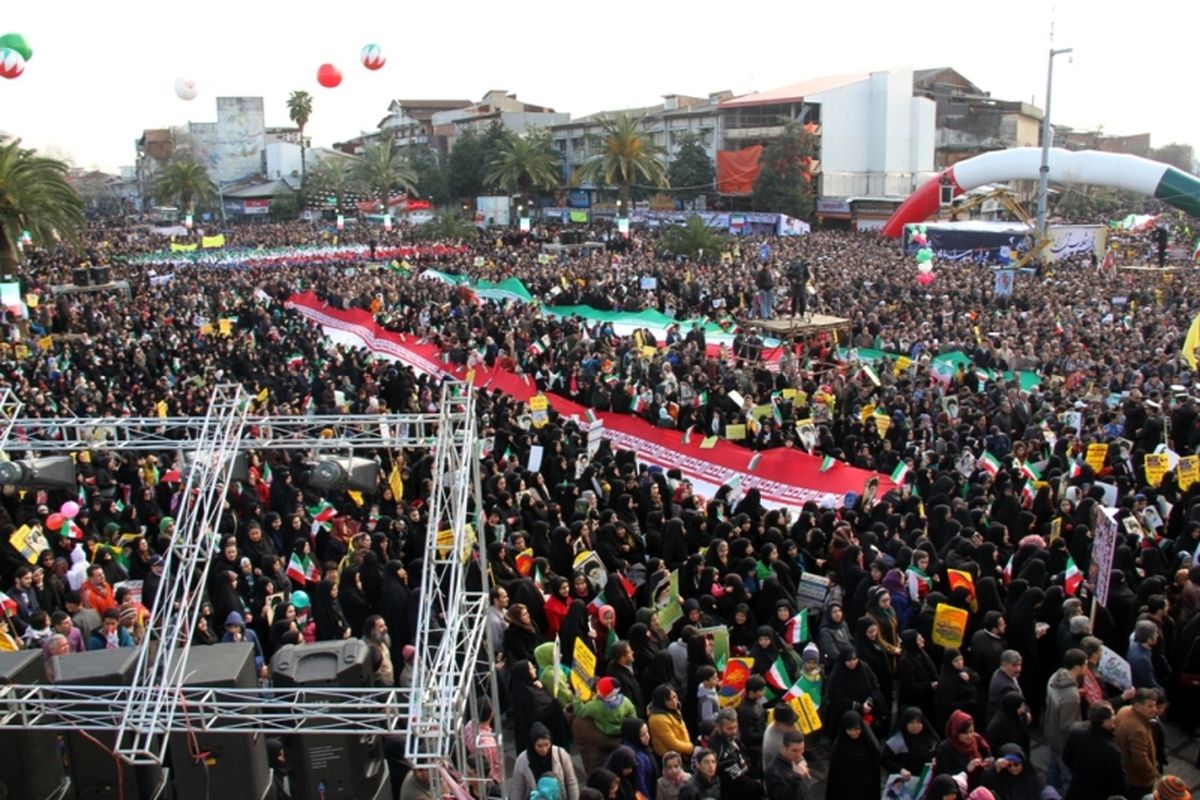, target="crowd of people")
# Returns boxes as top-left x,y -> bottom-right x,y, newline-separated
1,213 -> 1199,800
